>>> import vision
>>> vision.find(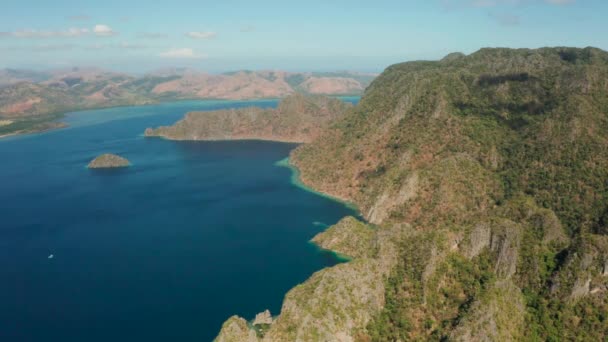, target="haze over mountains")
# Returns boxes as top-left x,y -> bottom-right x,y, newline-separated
0,67 -> 374,136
